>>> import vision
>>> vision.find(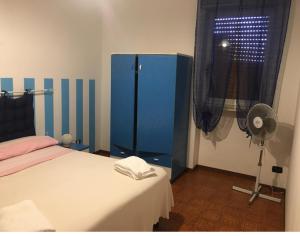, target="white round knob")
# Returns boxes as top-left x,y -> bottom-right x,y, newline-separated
253,117 -> 263,129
